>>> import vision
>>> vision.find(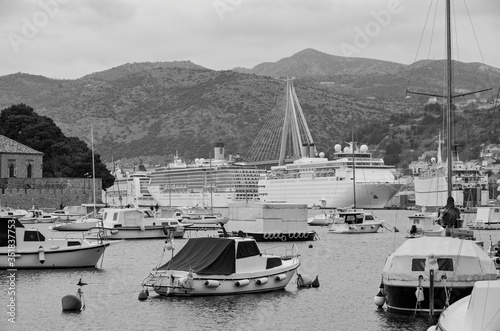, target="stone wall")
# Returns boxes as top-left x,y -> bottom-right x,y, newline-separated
0,177 -> 103,210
